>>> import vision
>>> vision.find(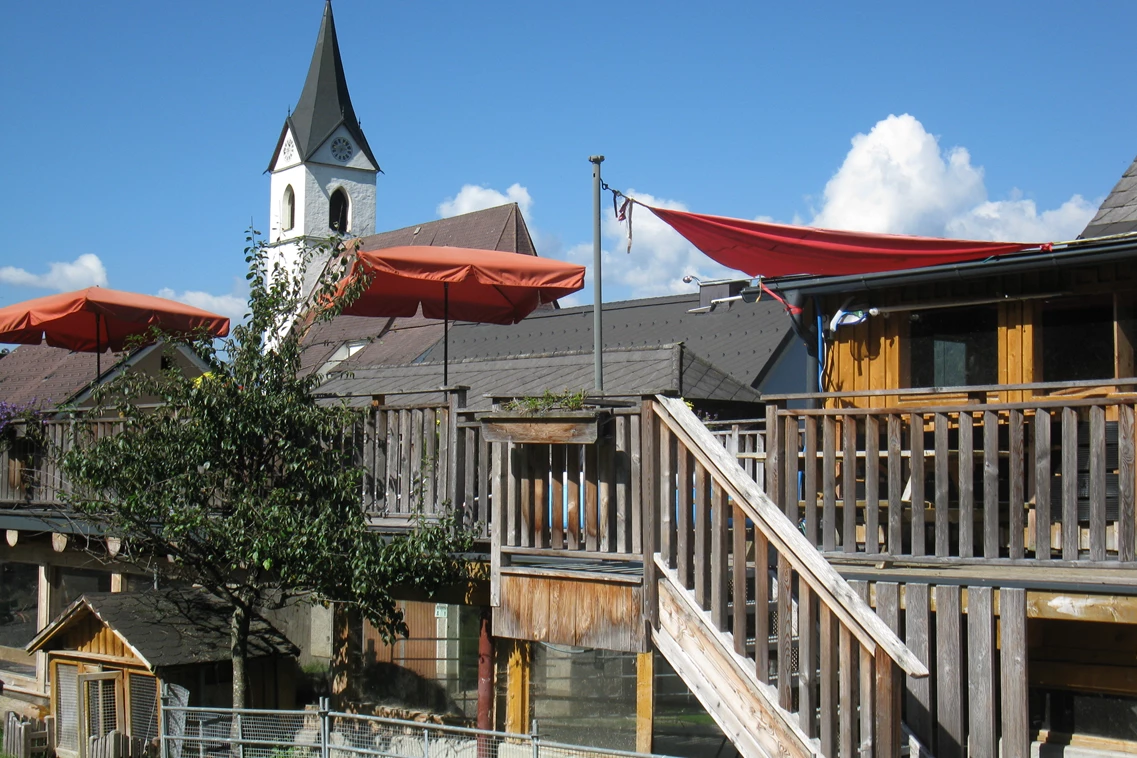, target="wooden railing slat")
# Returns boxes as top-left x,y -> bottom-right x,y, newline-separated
936,585 -> 964,758
959,411 -> 975,559
777,554 -> 793,711
584,443 -> 598,552
732,503 -> 748,658
694,462 -> 710,608
864,415 -> 879,556
1120,405 -> 1135,562
843,417 -> 857,554
567,444 -> 581,550
599,431 -> 615,552
798,583 -> 816,738
1000,588 -> 1029,758
819,603 -> 837,758
550,445 -> 565,550
616,416 -> 630,554
710,484 -> 727,631
823,416 -> 837,553
905,583 -> 933,748
659,427 -> 675,570
785,415 -> 800,522
1034,410 -> 1051,560
677,449 -> 692,589
1090,405 -> 1107,561
935,413 -> 950,557
1062,408 -> 1079,560
839,623 -> 855,758
887,414 -> 903,556
983,410 -> 1000,559
910,413 -> 926,557
967,586 -> 996,756
754,529 -> 770,684
1009,409 -> 1025,560
804,416 -> 819,547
